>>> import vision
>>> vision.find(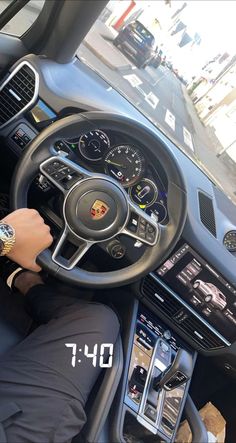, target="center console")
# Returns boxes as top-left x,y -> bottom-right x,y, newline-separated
122,305 -> 196,443
116,240 -> 236,441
